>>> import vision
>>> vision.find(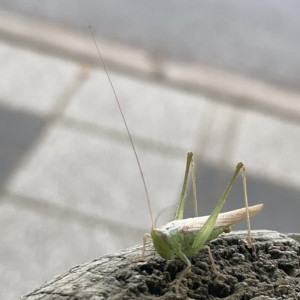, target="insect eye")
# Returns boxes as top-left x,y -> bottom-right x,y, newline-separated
161,233 -> 168,240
